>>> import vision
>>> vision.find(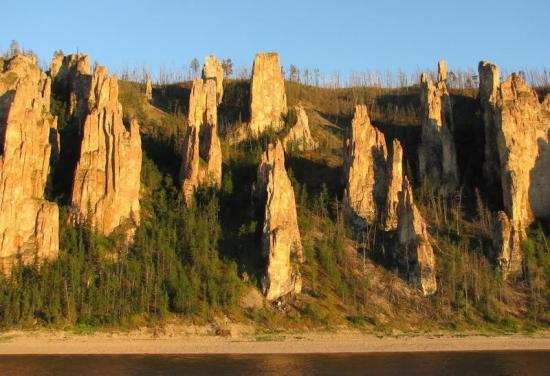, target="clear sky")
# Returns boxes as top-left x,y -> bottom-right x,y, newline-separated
2,0 -> 549,77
